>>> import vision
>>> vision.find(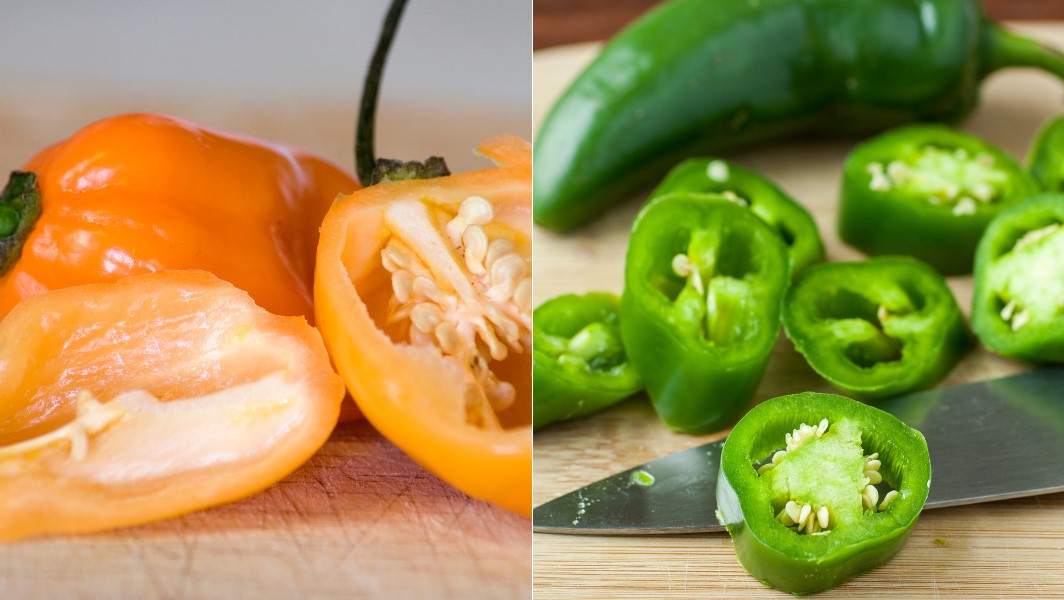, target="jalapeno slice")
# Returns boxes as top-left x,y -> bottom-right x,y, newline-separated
717,392 -> 931,595
533,292 -> 642,429
972,194 -> 1064,362
839,125 -> 1040,275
